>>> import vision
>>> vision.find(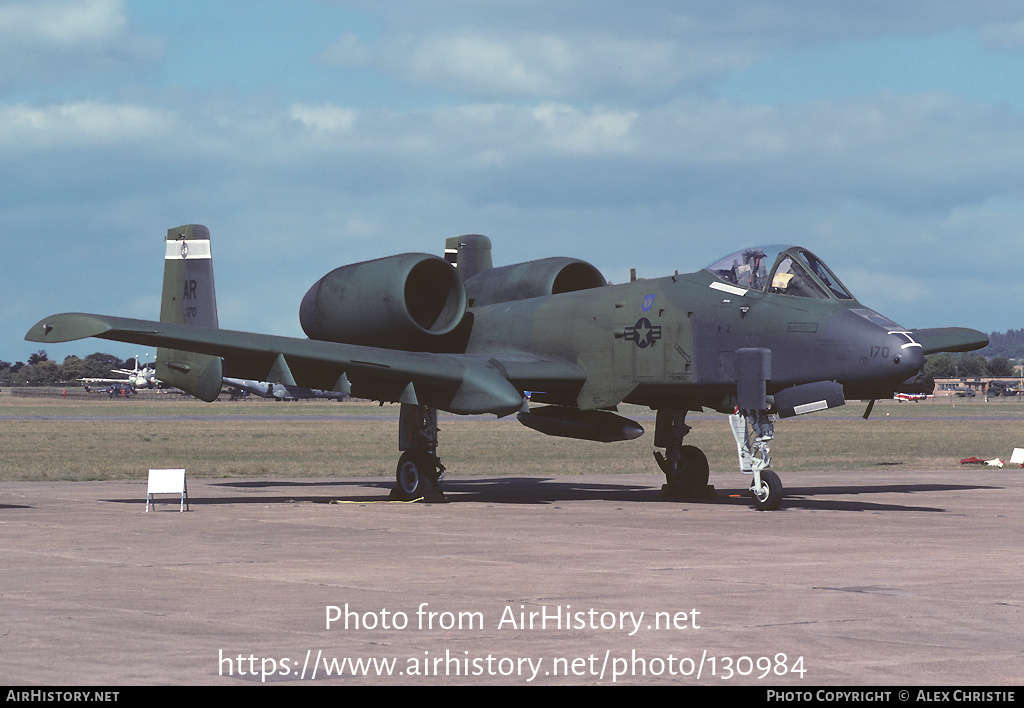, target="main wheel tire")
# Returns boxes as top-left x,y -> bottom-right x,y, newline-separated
658,445 -> 710,496
678,445 -> 709,490
751,468 -> 782,511
395,450 -> 433,500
